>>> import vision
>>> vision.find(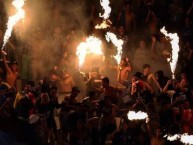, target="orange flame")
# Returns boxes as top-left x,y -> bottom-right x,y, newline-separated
164,134 -> 193,144
105,32 -> 123,65
1,0 -> 25,50
127,111 -> 148,120
76,36 -> 103,69
160,27 -> 180,79
96,0 -> 112,29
